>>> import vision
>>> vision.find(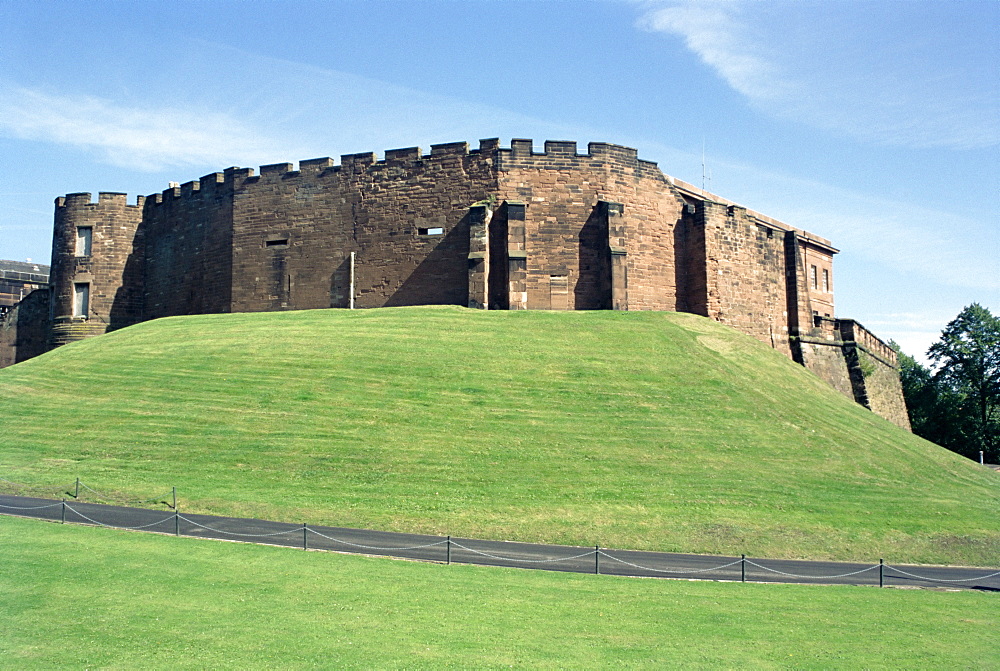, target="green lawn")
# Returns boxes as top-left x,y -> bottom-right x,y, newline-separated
1,516 -> 996,670
1,307 -> 998,564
